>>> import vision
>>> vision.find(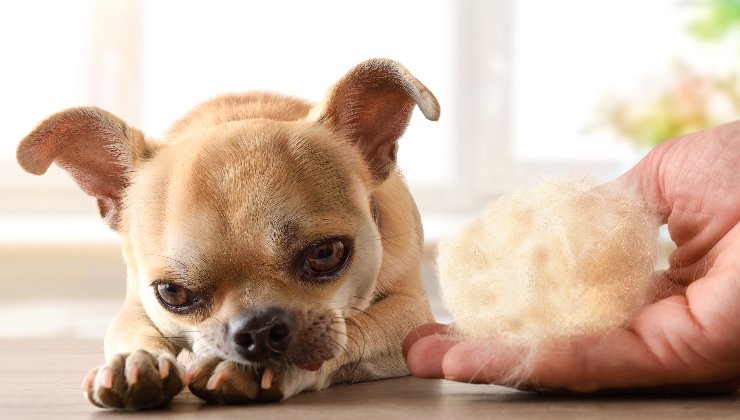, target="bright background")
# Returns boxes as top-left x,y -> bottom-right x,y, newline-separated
1,0 -> 738,336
